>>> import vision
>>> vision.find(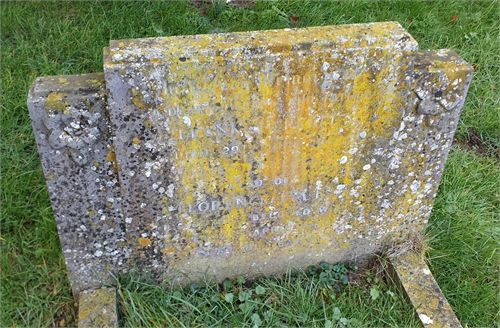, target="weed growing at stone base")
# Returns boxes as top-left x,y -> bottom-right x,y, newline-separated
1,0 -> 498,327
116,260 -> 421,327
